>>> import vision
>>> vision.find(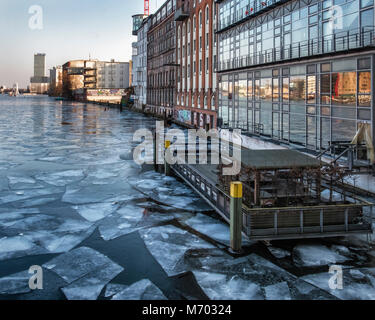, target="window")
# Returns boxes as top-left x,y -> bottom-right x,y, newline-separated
289,76 -> 306,102
331,72 -> 357,106
206,6 -> 209,23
